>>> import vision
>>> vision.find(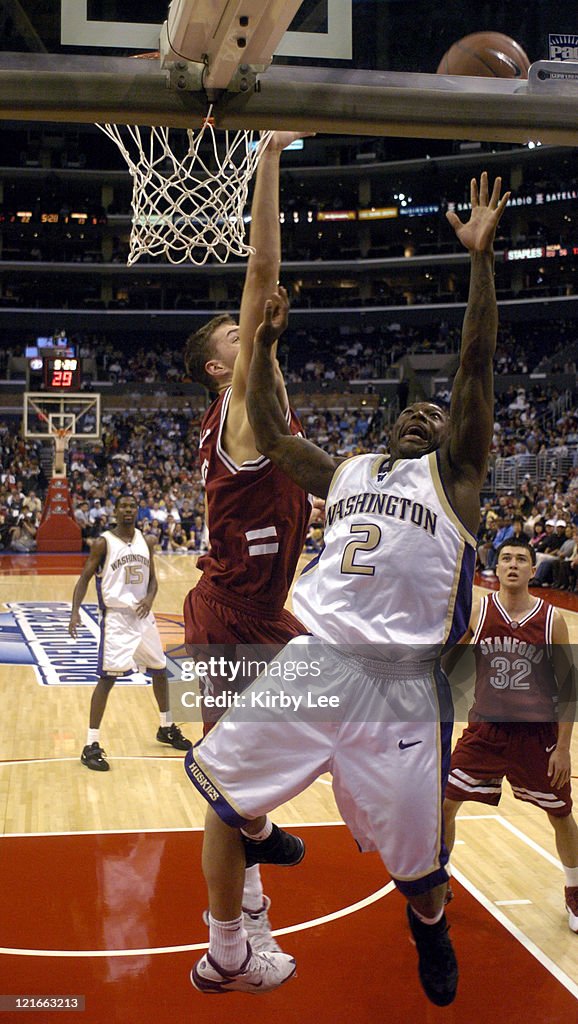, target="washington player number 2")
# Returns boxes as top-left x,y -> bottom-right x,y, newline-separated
340,524 -> 381,576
